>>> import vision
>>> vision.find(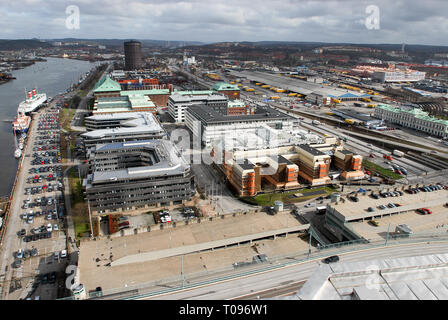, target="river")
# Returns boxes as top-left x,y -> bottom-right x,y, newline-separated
0,57 -> 100,196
